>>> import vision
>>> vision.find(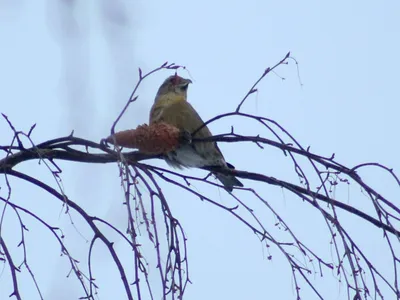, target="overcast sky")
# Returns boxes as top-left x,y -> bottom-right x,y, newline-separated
1,1 -> 399,299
